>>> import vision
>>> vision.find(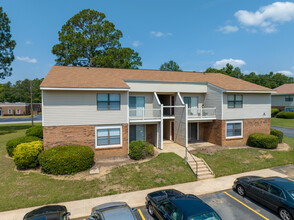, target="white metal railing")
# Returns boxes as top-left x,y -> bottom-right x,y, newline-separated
129,108 -> 161,120
188,107 -> 216,119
